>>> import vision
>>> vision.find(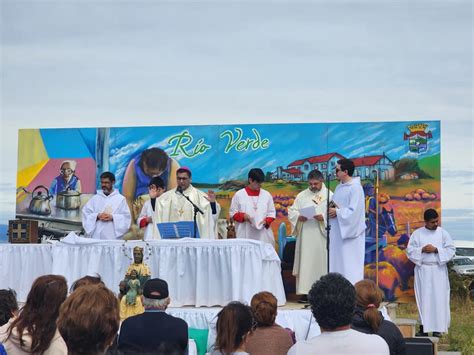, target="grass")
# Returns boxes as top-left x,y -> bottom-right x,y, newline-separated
397,294 -> 474,354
